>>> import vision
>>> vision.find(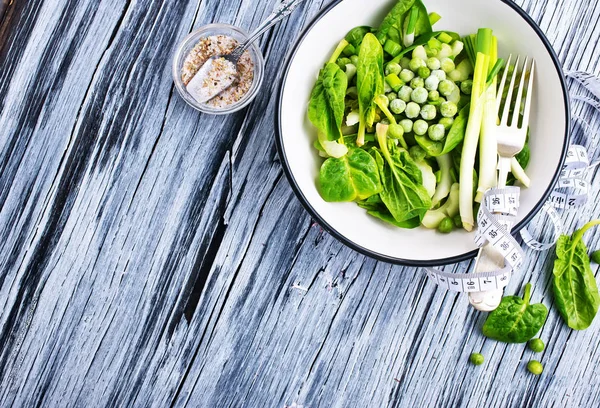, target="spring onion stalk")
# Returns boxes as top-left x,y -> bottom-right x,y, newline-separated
428,12 -> 441,26
374,95 -> 397,125
432,154 -> 452,206
422,183 -> 460,229
476,35 -> 498,202
403,7 -> 419,47
329,39 -> 350,64
459,29 -> 492,231
511,157 -> 530,187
